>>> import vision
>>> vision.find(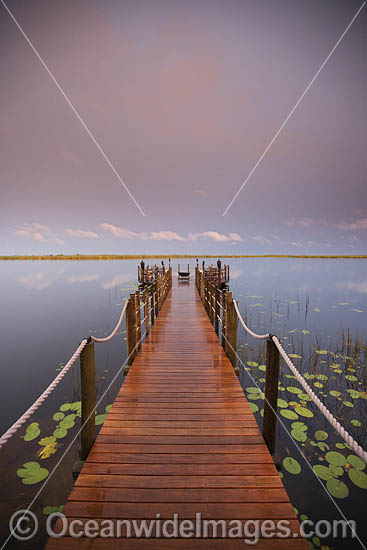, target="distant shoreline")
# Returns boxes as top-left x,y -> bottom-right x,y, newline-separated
0,254 -> 366,261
